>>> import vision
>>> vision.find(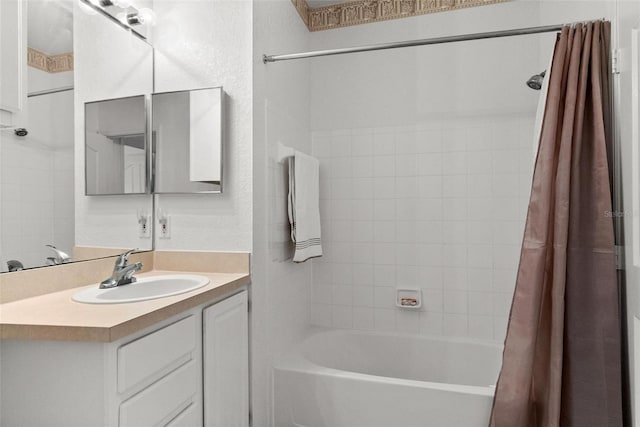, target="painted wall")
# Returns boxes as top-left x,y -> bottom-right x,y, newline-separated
73,3 -> 154,250
152,0 -> 253,252
252,0 -> 311,424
